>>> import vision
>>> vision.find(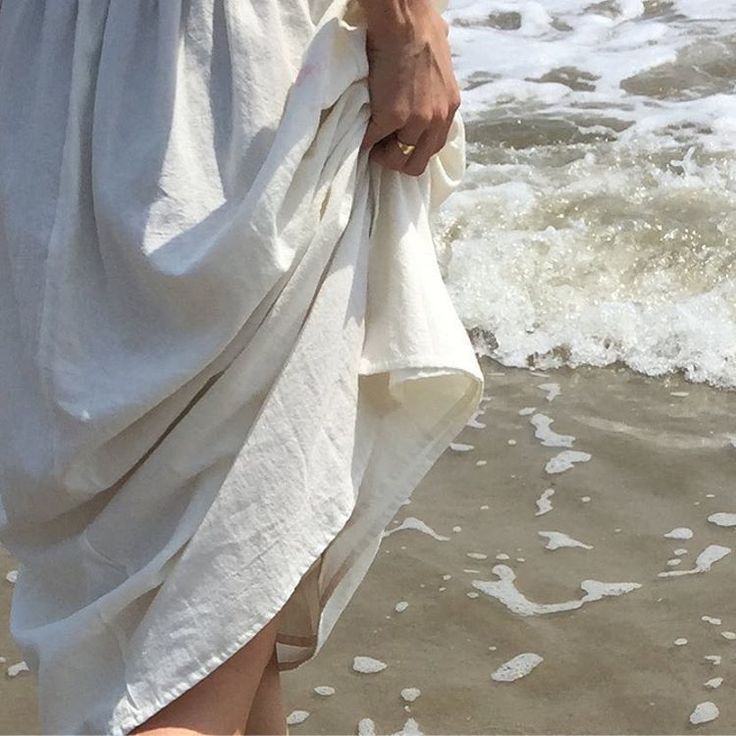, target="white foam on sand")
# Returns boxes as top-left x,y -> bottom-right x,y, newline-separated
537,383 -> 561,402
383,517 -> 451,541
721,631 -> 736,640
491,653 -> 543,682
545,450 -> 592,474
518,407 -> 537,416
538,530 -> 593,550
535,488 -> 555,516
391,718 -> 423,736
707,512 -> 736,528
704,655 -> 722,666
6,661 -> 29,678
704,677 -> 723,689
395,601 -> 409,613
314,685 -> 335,696
358,718 -> 377,736
5,569 -> 17,584
658,545 -> 731,578
701,616 -> 721,625
465,408 -> 487,429
400,688 -> 421,703
664,527 -> 693,539
674,548 -> 688,556
530,414 -> 575,448
467,552 -> 488,560
689,702 -> 719,725
674,638 -> 688,646
353,656 -> 388,674
286,710 -> 310,725
472,564 -> 641,616
450,442 -> 474,452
